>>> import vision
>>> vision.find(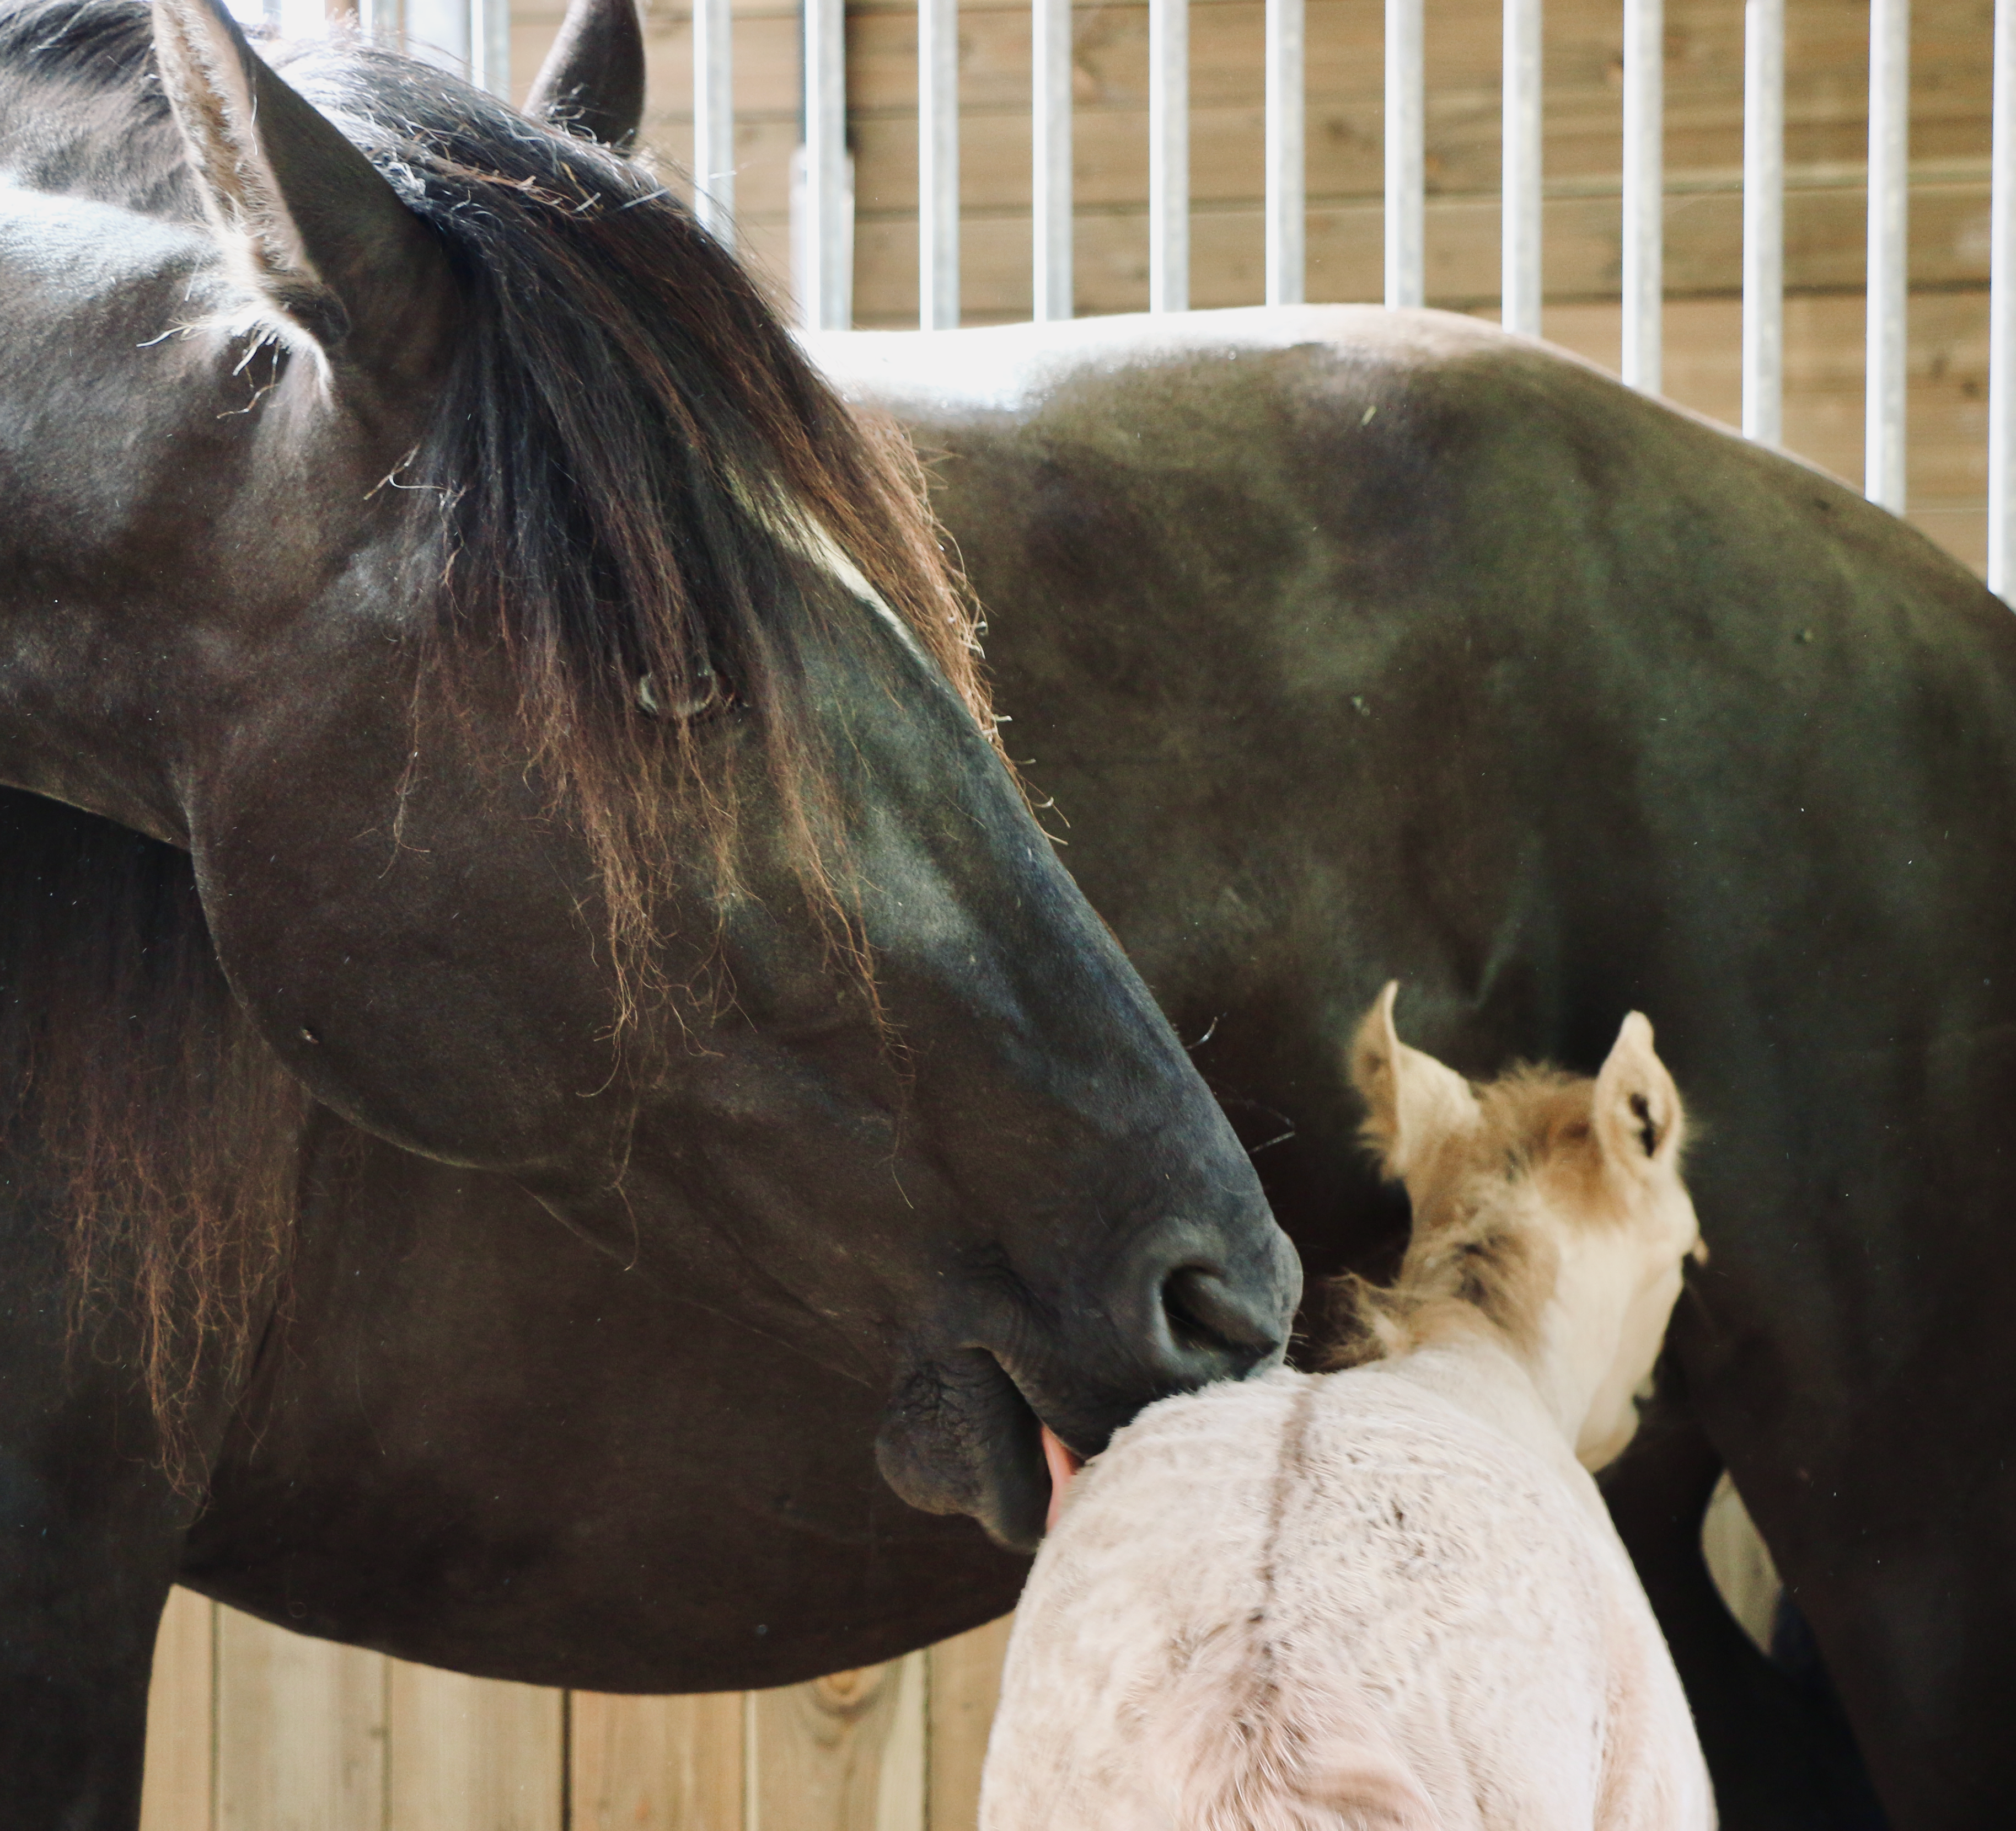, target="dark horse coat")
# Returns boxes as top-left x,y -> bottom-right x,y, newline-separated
817,306 -> 2007,1831
0,1 -> 1303,1823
